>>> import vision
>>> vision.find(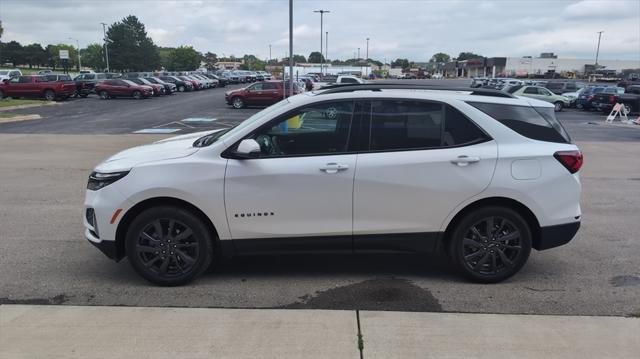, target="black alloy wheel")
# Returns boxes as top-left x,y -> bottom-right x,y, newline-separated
126,206 -> 214,286
449,207 -> 531,283
99,90 -> 109,99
